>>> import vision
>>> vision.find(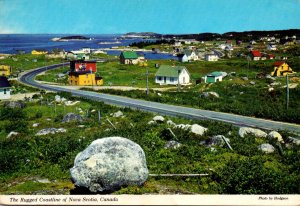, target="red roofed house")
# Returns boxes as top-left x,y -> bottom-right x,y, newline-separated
271,62 -> 295,77
250,50 -> 262,61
